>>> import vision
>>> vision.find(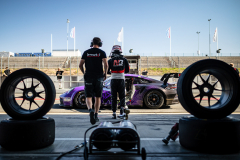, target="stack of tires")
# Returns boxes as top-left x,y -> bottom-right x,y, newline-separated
177,59 -> 240,154
0,69 -> 56,150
